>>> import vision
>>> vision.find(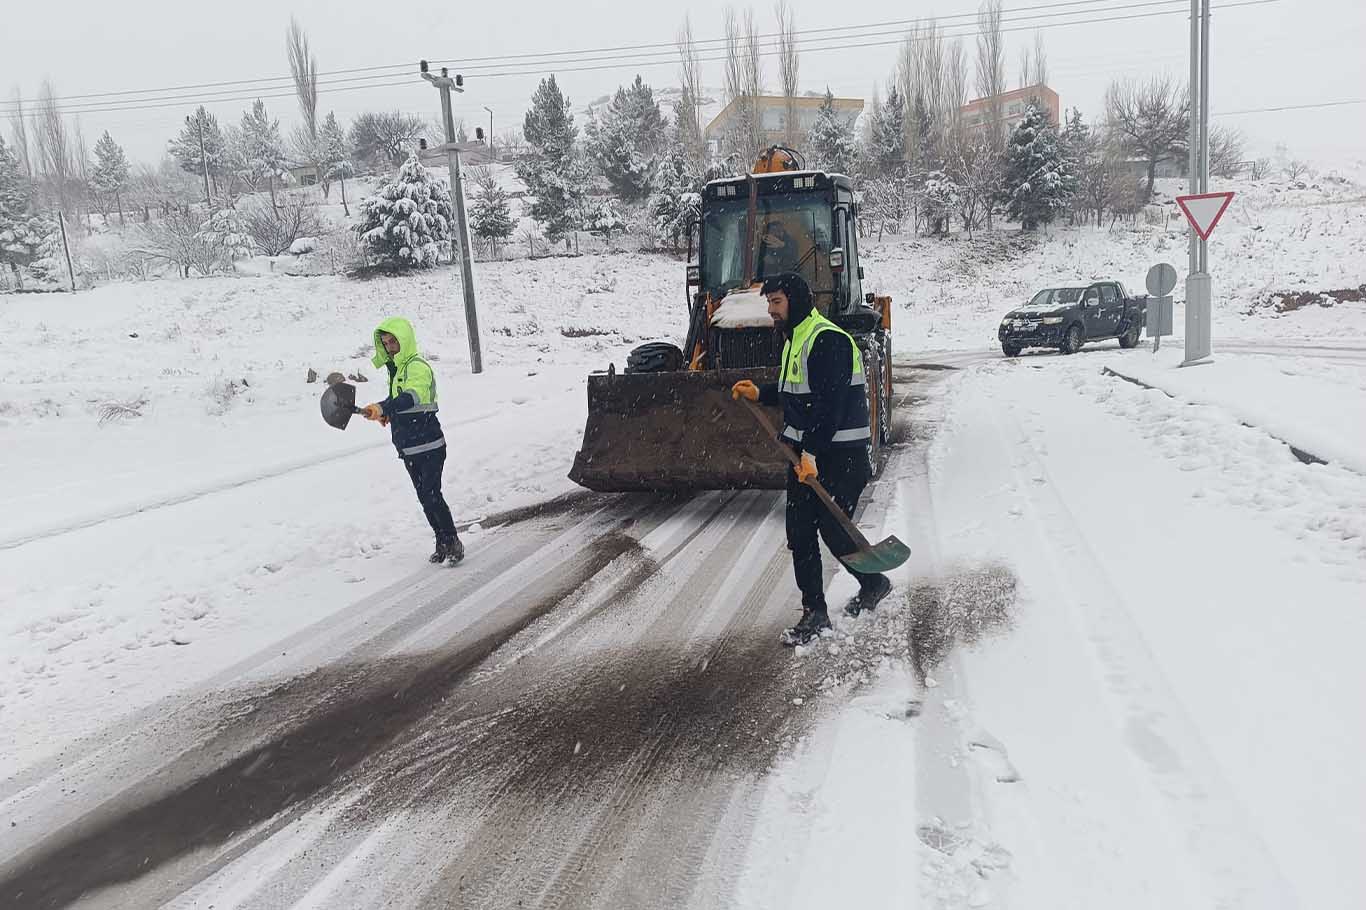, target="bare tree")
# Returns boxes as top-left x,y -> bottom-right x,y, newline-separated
1104,75 -> 1189,201
946,39 -> 969,150
743,8 -> 765,156
900,20 -> 952,170
1207,125 -> 1246,178
1249,157 -> 1271,180
1017,47 -> 1030,92
677,15 -> 706,170
33,81 -> 77,218
74,120 -> 93,229
8,88 -> 33,181
975,0 -> 1006,149
722,7 -> 747,160
1032,31 -> 1048,88
775,0 -> 799,148
1284,159 -> 1310,181
287,19 -> 319,141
